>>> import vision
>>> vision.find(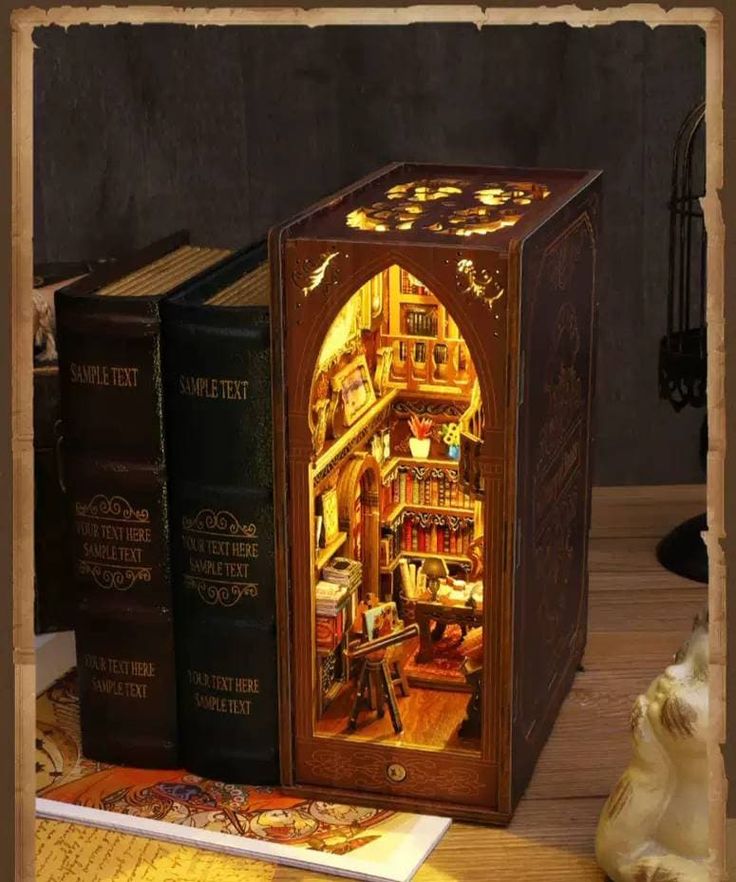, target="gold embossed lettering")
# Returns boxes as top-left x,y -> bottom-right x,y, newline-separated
188,667 -> 260,715
231,541 -> 259,558
85,655 -> 156,700
74,494 -> 153,591
181,509 -> 260,607
70,363 -> 138,388
179,375 -> 249,400
91,678 -> 149,699
234,677 -> 259,694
